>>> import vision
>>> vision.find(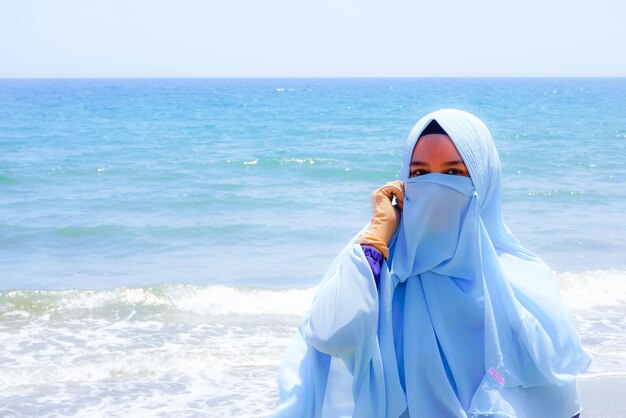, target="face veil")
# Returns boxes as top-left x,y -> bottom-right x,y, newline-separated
390,173 -> 481,283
